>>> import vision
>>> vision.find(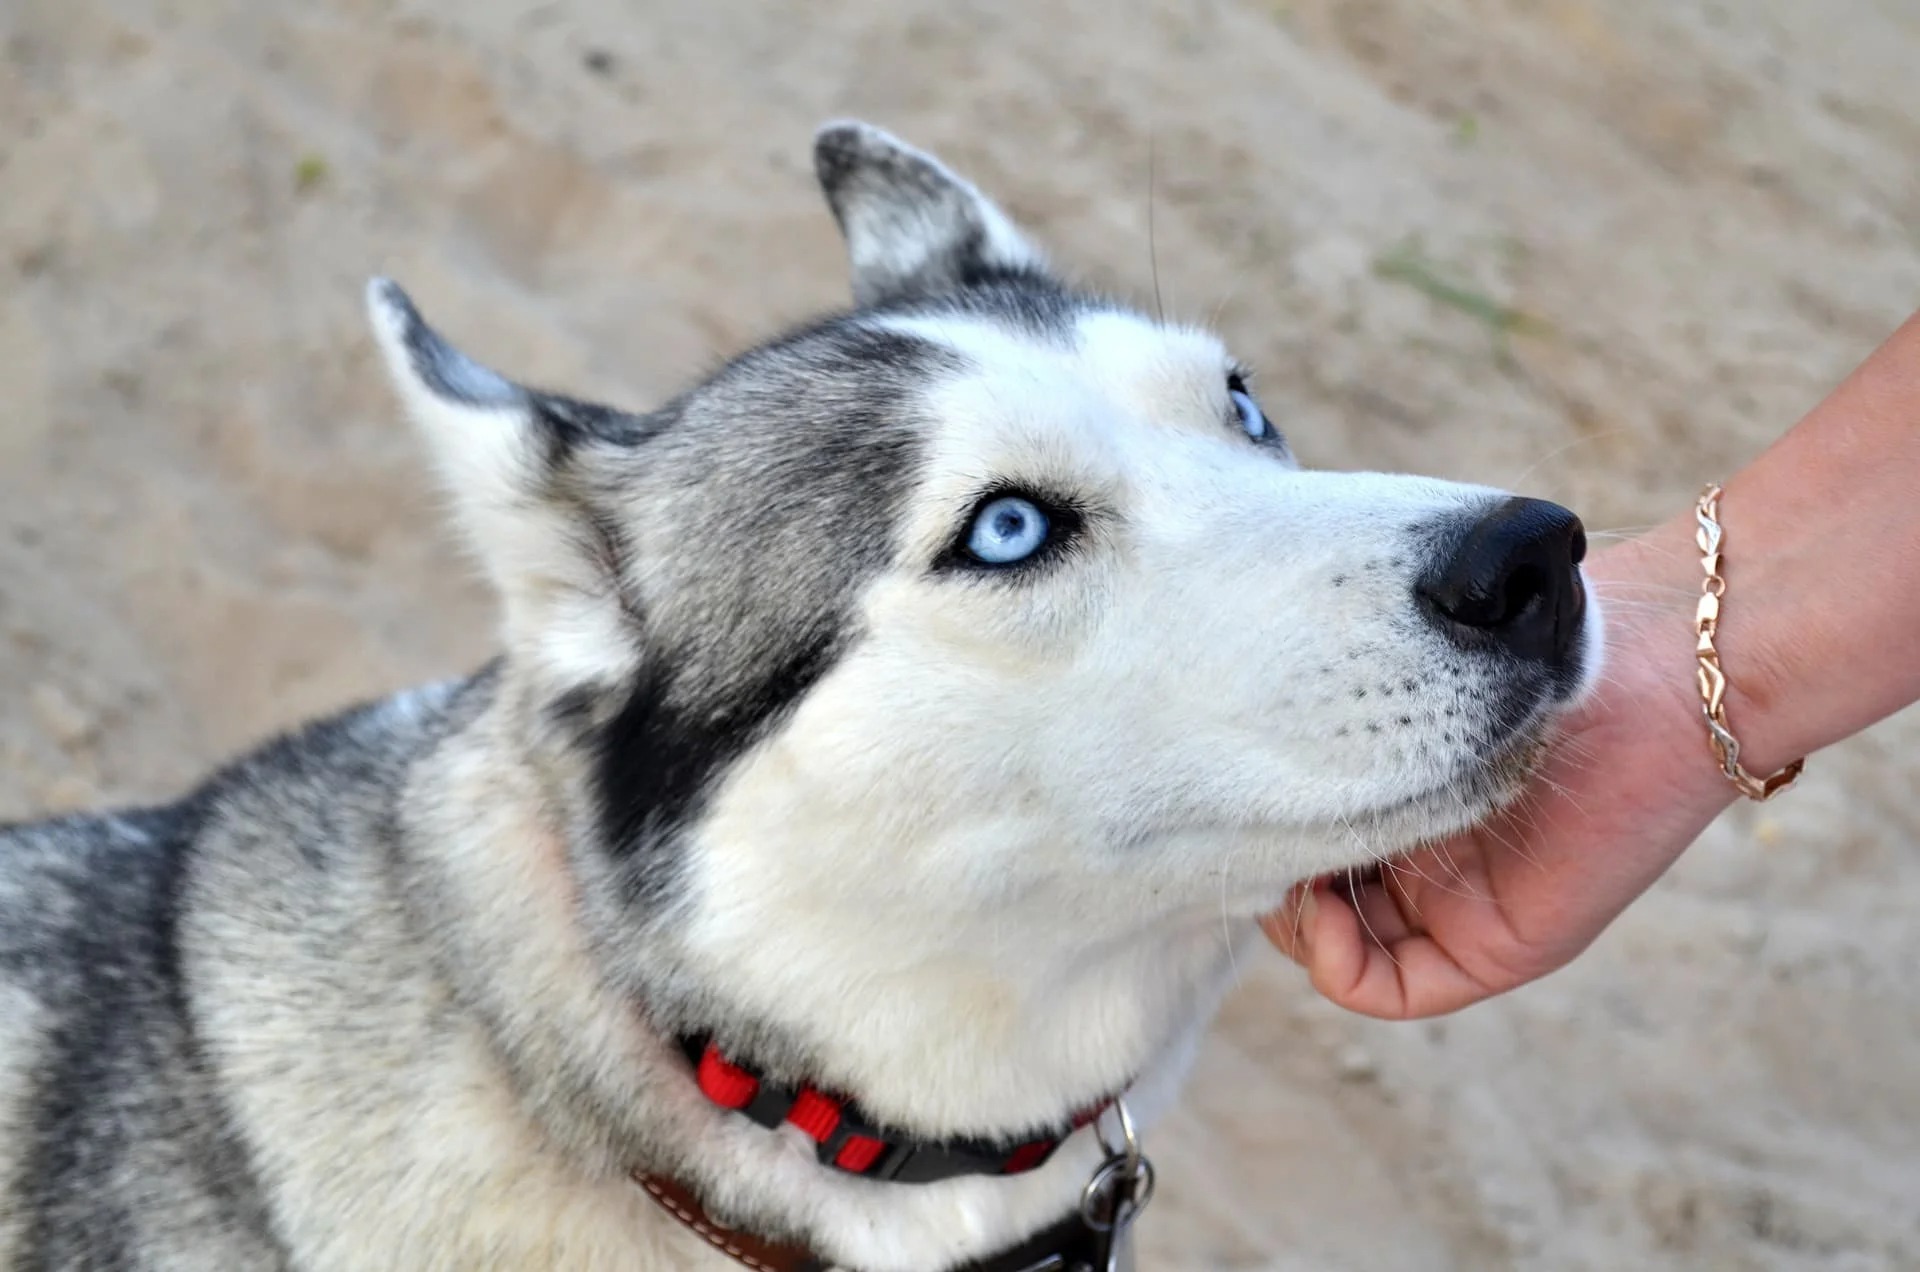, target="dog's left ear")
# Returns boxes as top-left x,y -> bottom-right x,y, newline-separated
365,278 -> 644,681
814,120 -> 1049,307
